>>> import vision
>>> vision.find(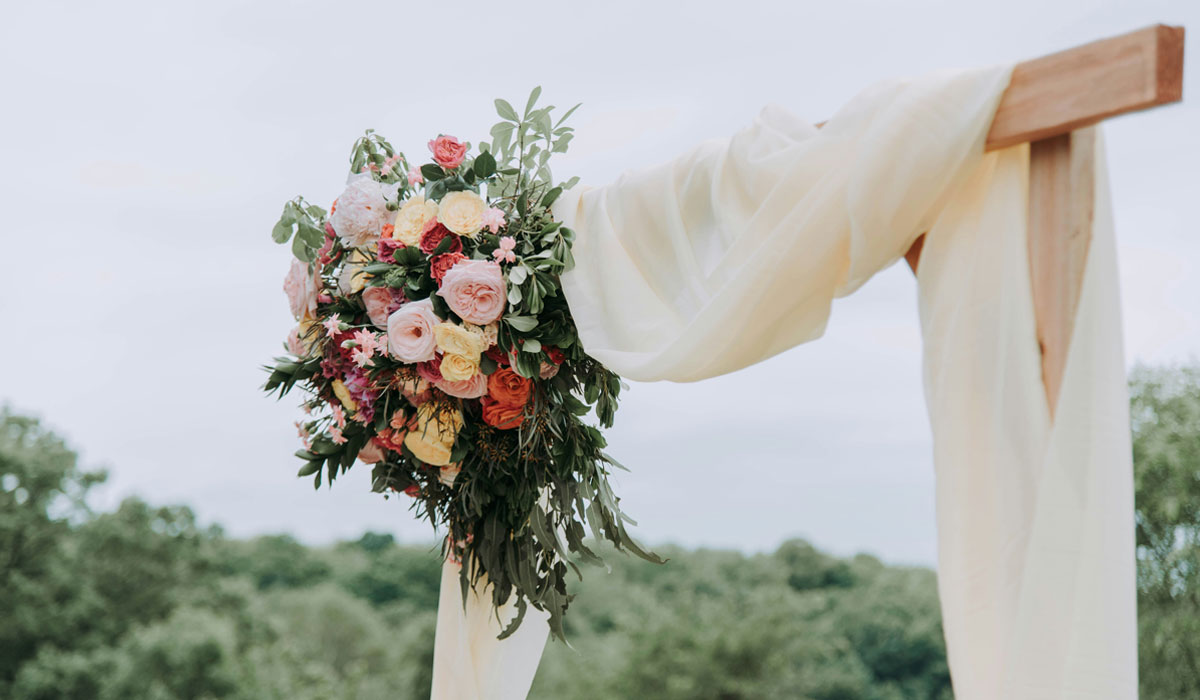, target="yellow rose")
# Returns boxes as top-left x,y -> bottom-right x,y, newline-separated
436,191 -> 485,237
393,195 -> 439,245
439,353 -> 479,382
403,402 -> 463,466
337,249 -> 374,296
331,379 -> 358,413
433,322 -> 487,359
290,317 -> 320,356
